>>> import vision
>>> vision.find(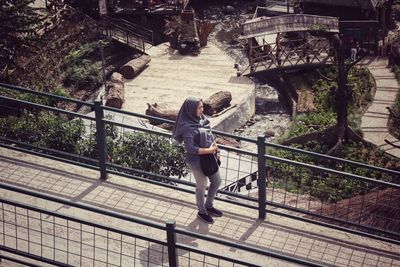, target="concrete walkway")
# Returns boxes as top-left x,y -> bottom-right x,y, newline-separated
1,148 -> 400,266
361,57 -> 400,158
122,43 -> 255,133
